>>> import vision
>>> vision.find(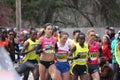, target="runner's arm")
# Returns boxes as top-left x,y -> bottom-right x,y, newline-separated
35,37 -> 43,54
21,41 -> 29,54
